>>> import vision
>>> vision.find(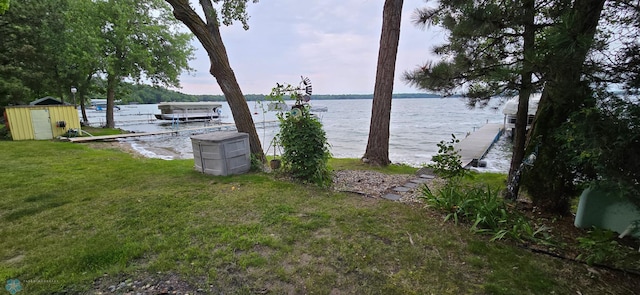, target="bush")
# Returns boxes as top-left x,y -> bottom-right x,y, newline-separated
277,106 -> 332,187
427,134 -> 469,180
265,80 -> 332,187
249,153 -> 265,172
558,98 -> 640,208
576,228 -> 626,265
0,124 -> 11,140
